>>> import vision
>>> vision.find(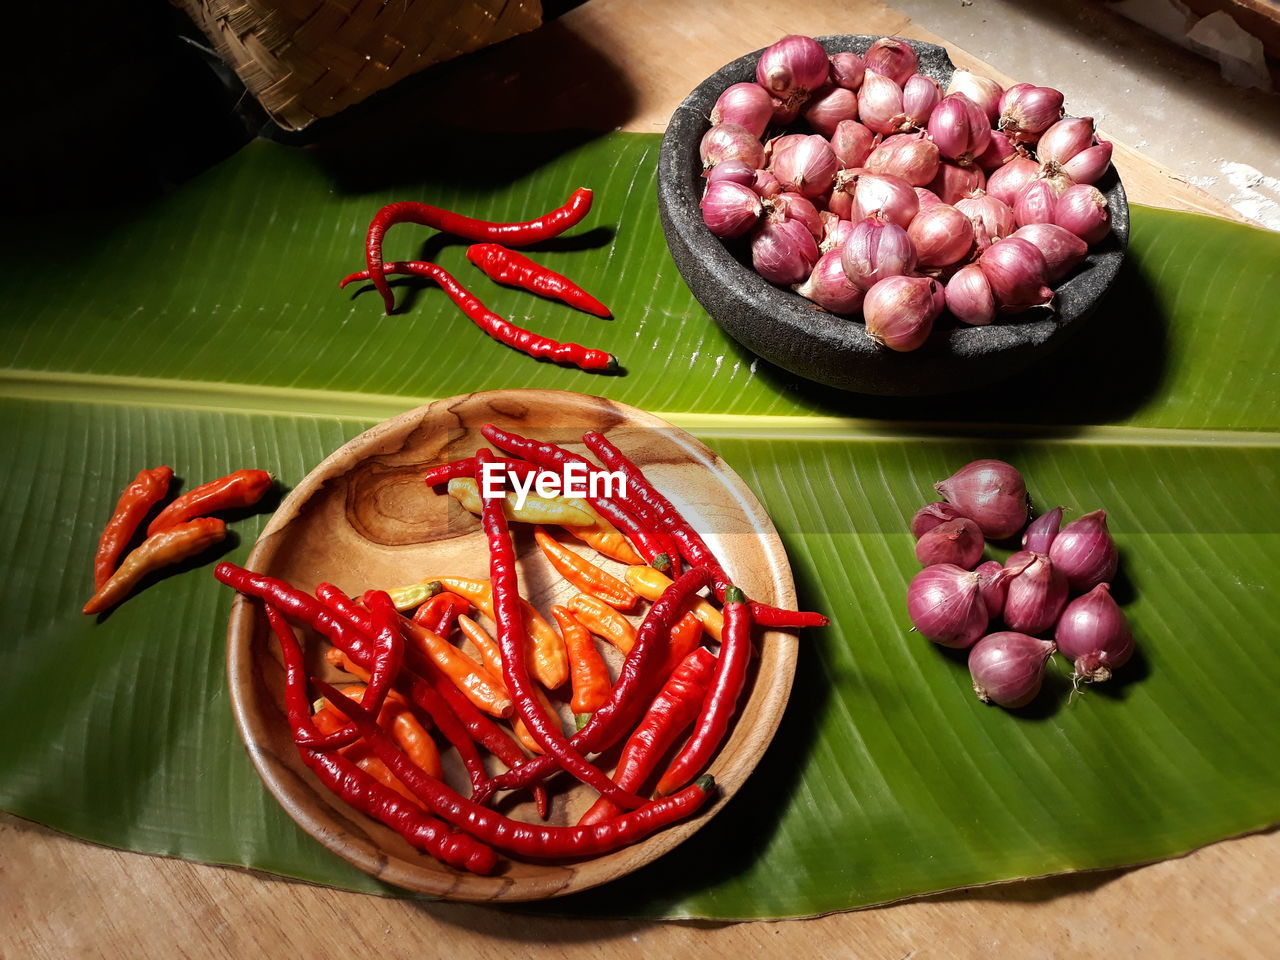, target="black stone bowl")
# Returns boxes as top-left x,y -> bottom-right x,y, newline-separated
657,35 -> 1129,396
